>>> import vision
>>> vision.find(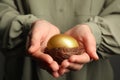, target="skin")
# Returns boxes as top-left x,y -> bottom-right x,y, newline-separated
59,25 -> 99,75
28,20 -> 99,78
